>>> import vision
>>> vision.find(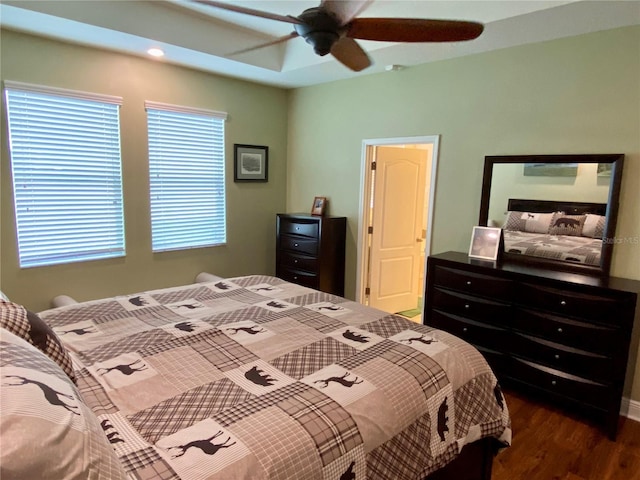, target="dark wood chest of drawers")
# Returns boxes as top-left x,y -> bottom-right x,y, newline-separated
276,213 -> 346,296
424,251 -> 639,439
